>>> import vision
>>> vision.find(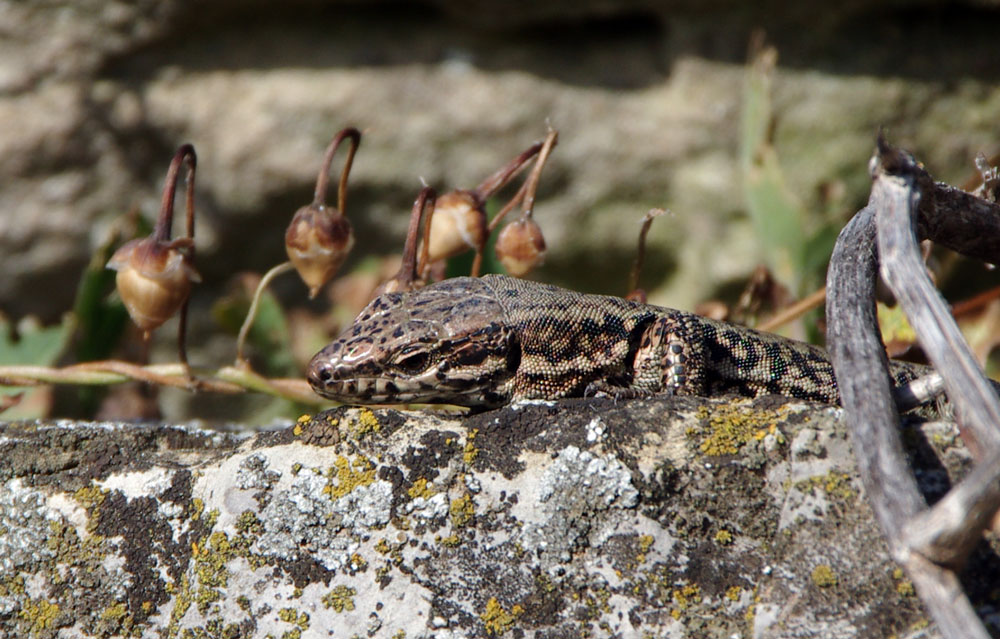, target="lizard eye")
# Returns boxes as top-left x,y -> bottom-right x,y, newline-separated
394,351 -> 430,374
